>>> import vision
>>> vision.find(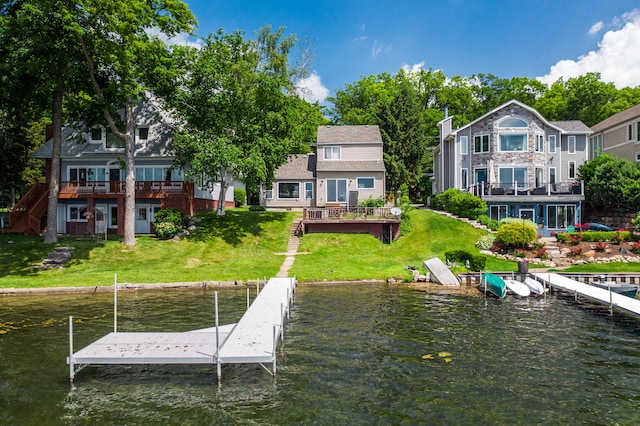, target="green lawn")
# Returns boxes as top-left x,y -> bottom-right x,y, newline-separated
0,207 -> 636,289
